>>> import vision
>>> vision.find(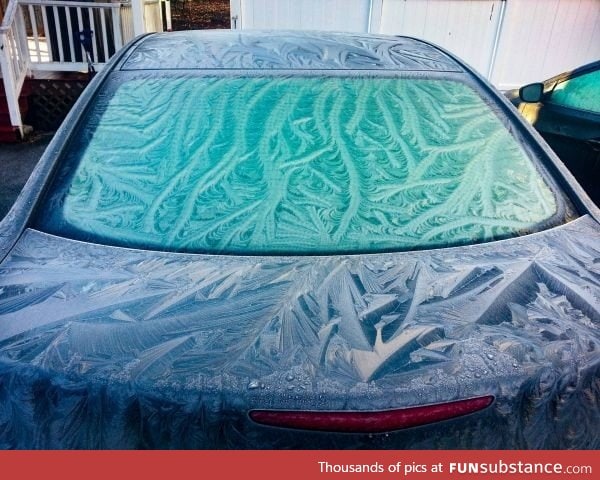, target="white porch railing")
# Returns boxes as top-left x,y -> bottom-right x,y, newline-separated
0,0 -> 29,136
0,0 -> 167,137
22,0 -> 126,71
